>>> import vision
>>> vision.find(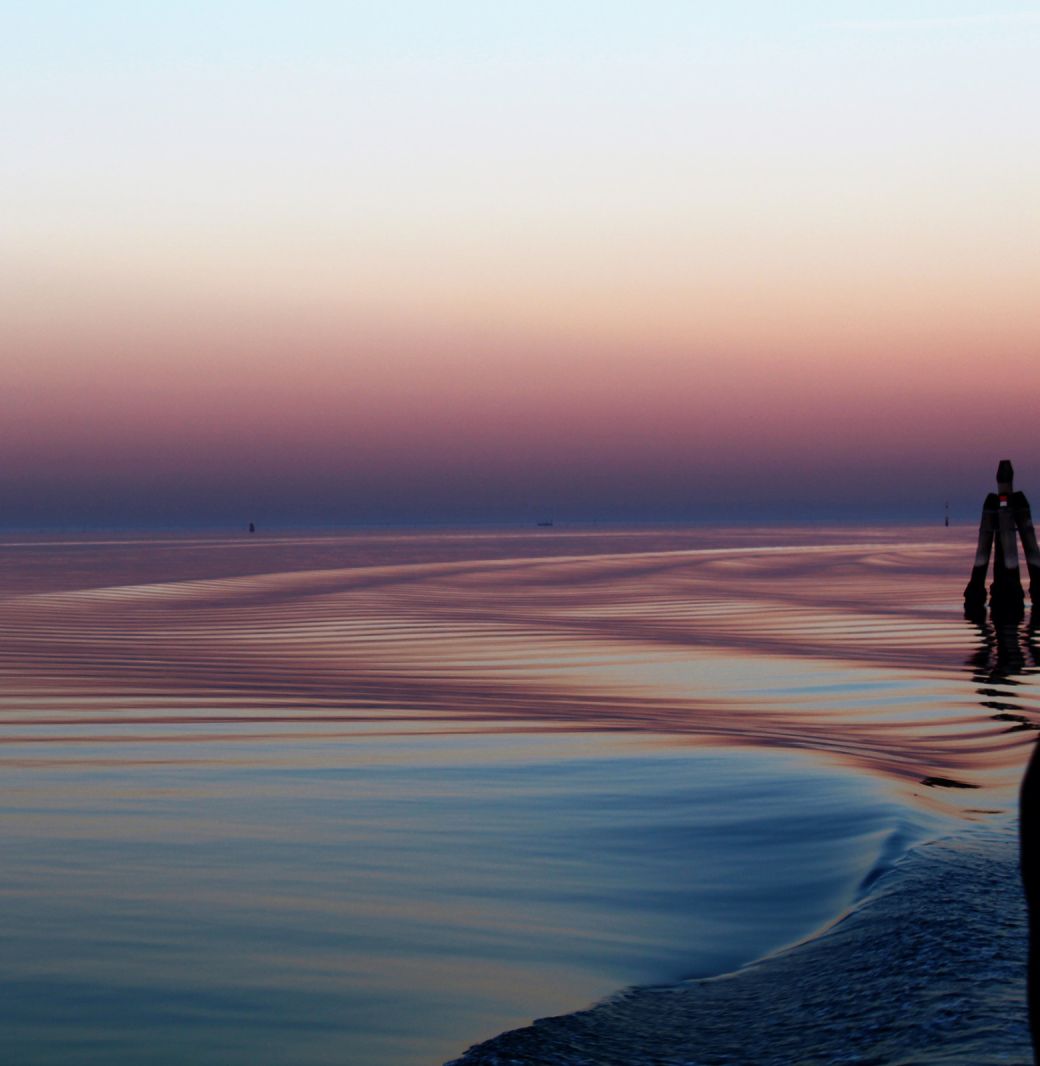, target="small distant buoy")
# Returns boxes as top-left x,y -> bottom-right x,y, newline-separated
944,501 -> 949,528
249,522 -> 256,534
